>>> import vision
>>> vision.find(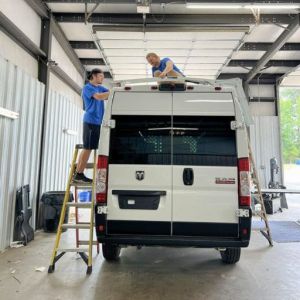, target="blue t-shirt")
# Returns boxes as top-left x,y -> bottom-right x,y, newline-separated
82,83 -> 109,125
152,57 -> 183,76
